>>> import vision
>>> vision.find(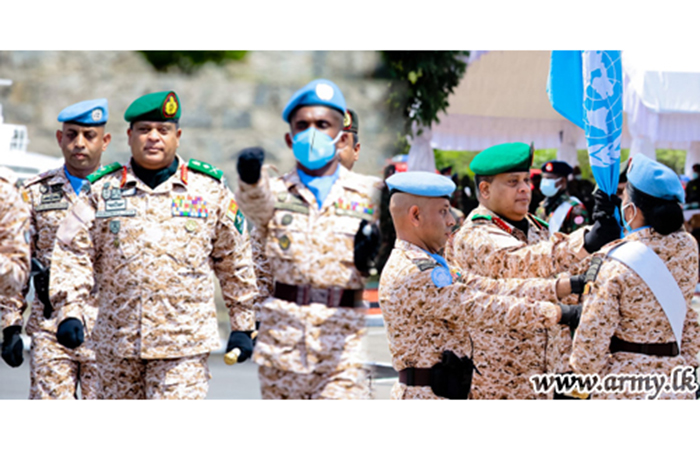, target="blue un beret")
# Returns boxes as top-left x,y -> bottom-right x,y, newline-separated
627,154 -> 685,203
57,98 -> 108,125
282,79 -> 346,123
386,171 -> 456,198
